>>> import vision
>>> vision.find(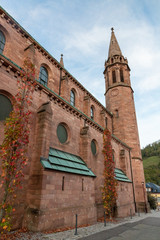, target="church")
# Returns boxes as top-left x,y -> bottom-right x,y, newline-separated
0,6 -> 148,231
